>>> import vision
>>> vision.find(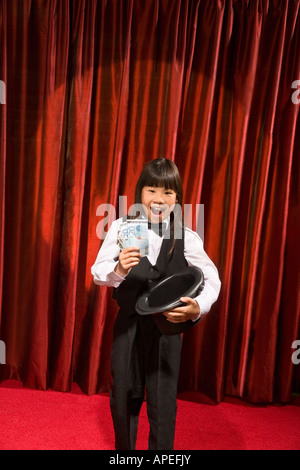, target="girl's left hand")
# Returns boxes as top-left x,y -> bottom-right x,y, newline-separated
162,297 -> 200,323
